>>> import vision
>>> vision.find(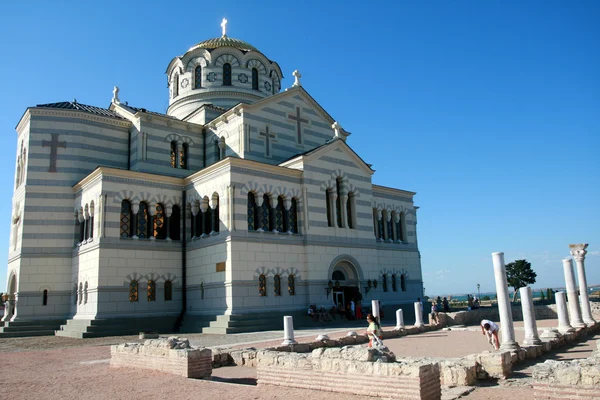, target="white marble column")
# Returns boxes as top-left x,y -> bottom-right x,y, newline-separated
562,258 -> 585,328
555,291 -> 574,334
394,309 -> 405,330
570,244 -> 595,325
520,286 -> 542,345
371,300 -> 380,321
281,316 -> 297,345
413,302 -> 424,327
492,252 -> 519,351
